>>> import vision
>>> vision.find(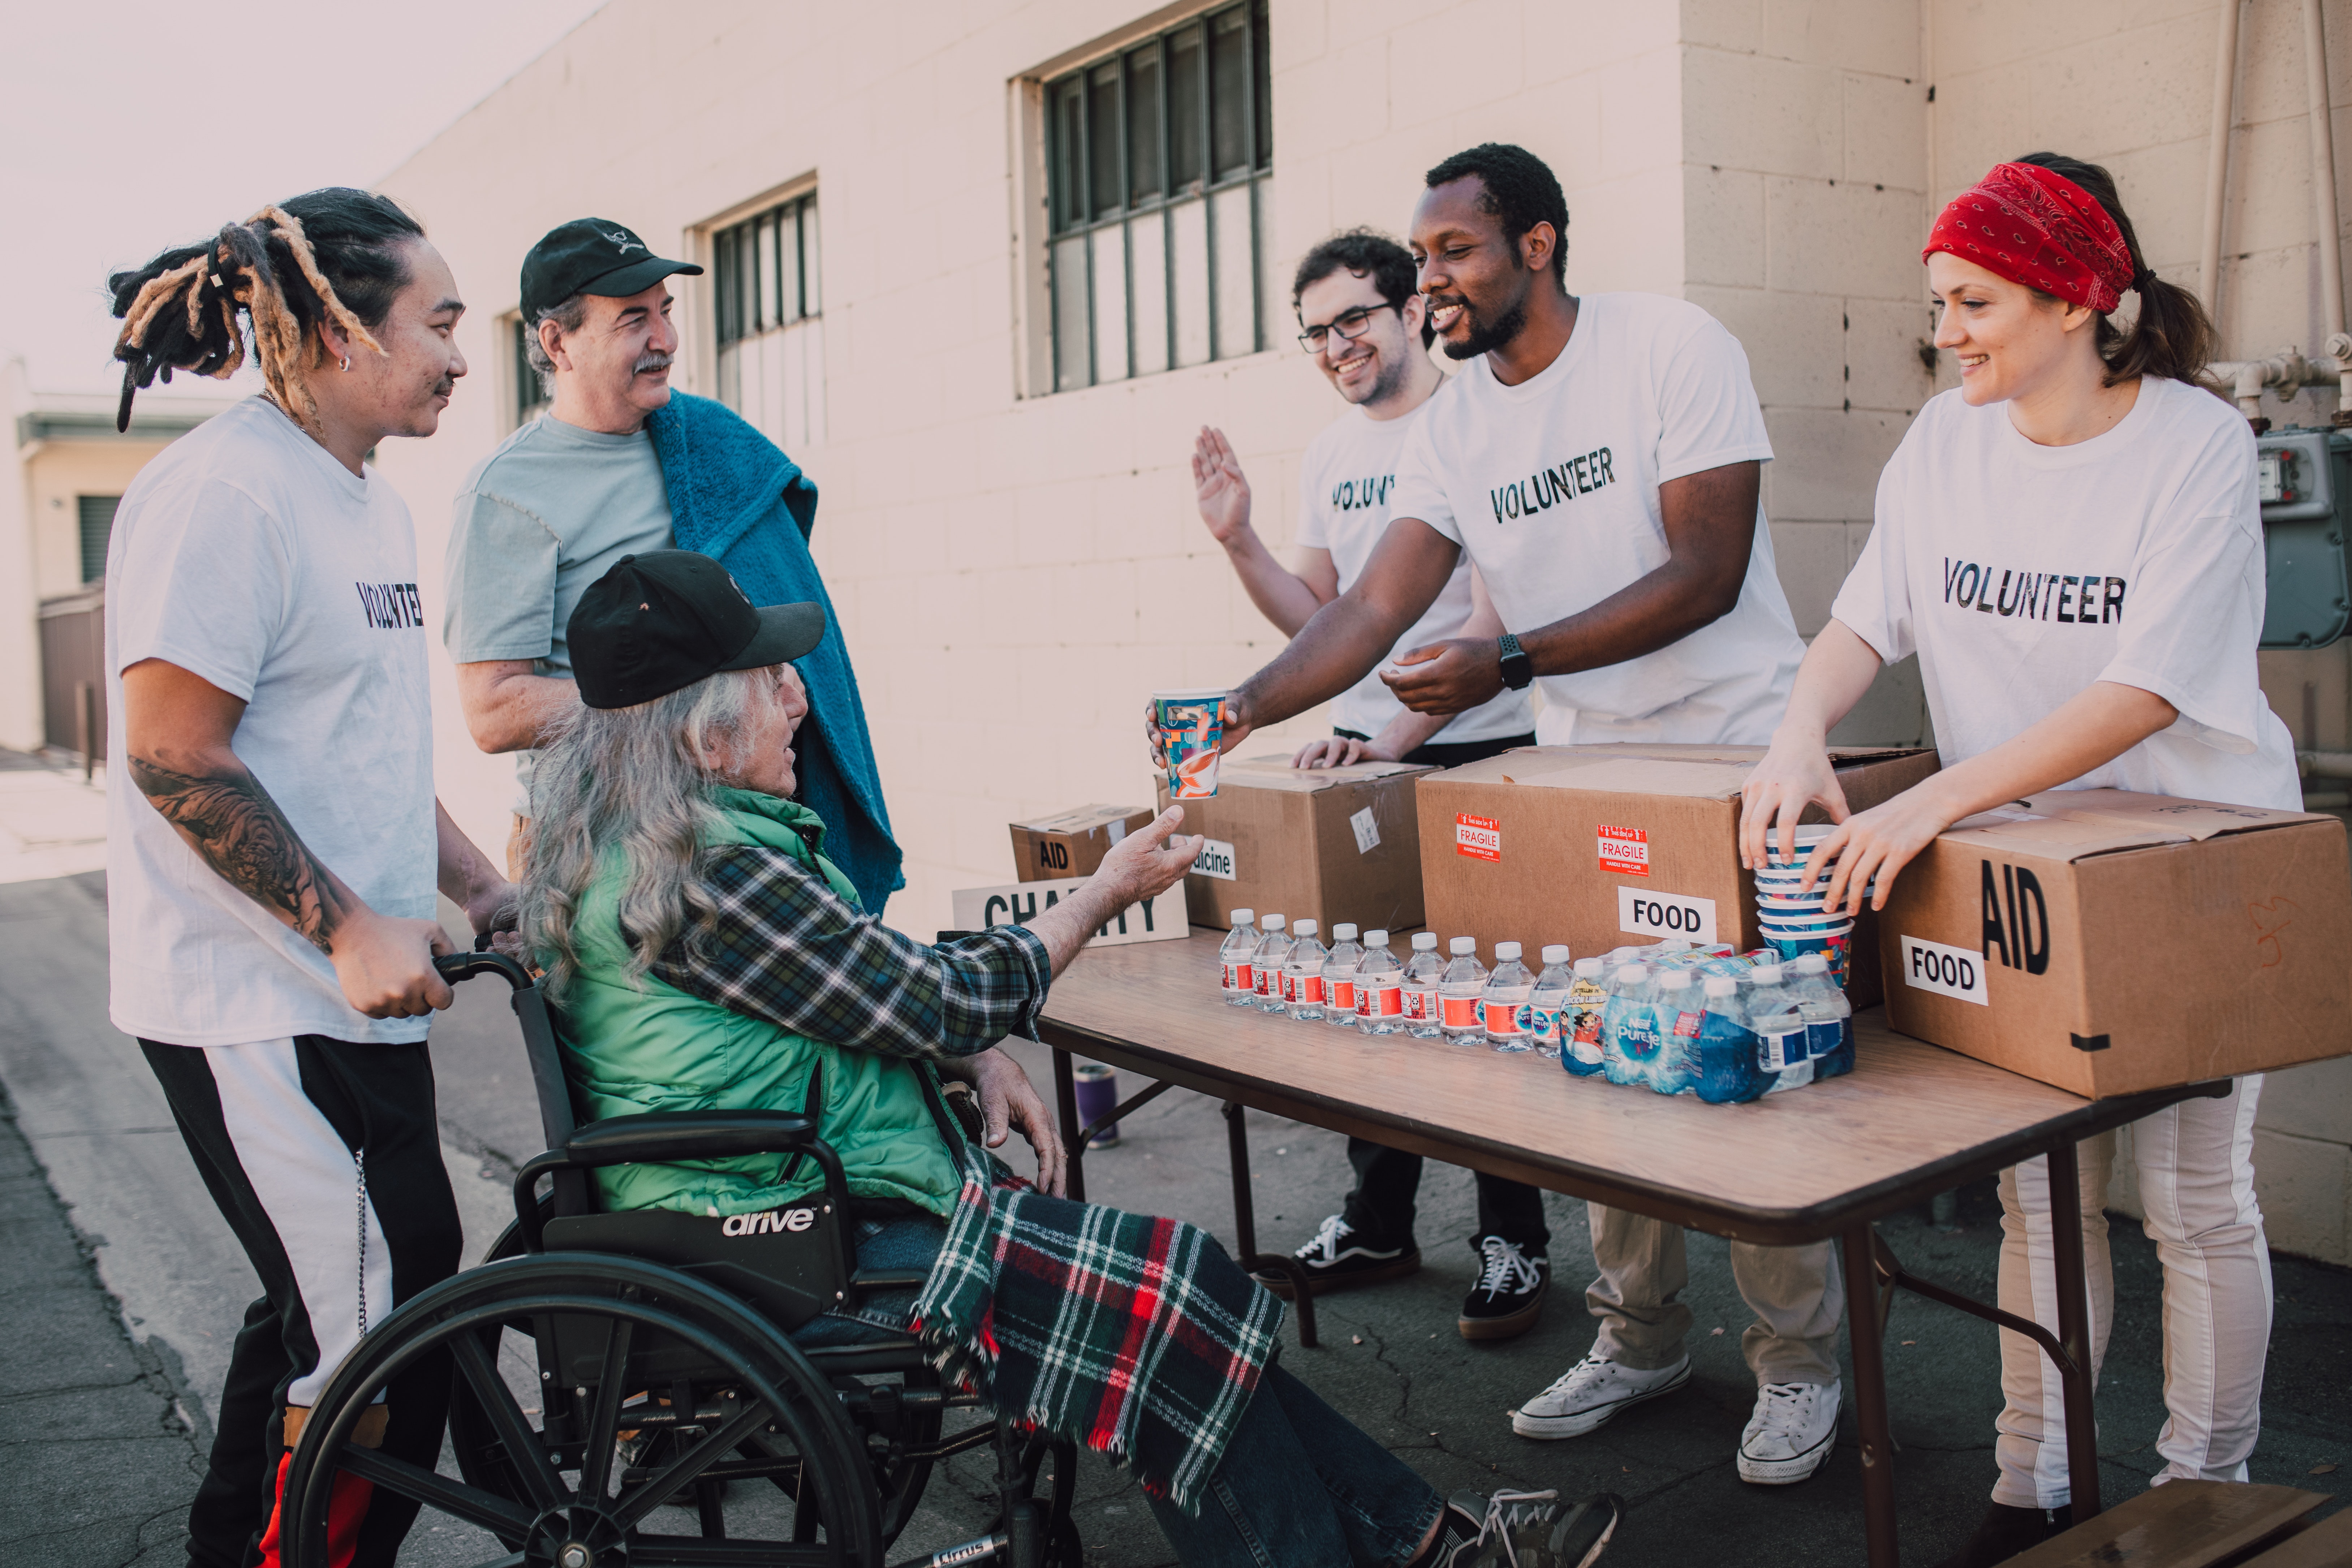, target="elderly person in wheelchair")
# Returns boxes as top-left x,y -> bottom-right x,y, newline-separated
282,550 -> 1623,1568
